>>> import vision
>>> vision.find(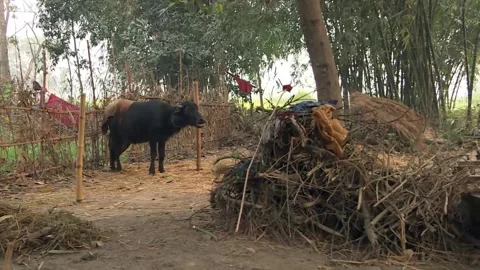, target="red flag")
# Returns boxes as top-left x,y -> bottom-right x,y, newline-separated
226,71 -> 254,94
